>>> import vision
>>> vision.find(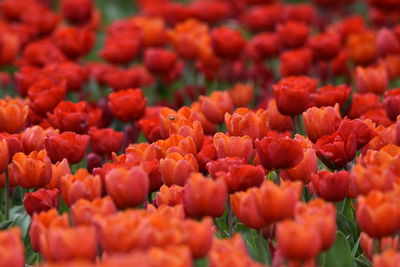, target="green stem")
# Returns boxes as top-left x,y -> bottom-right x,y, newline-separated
226,198 -> 234,237
291,116 -> 297,138
256,230 -> 267,263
